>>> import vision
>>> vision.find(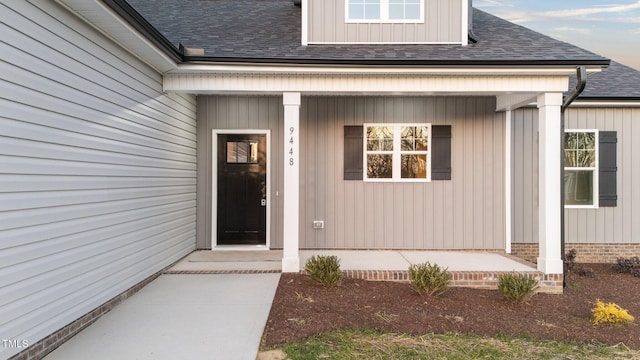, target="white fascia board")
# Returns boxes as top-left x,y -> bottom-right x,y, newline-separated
57,0 -> 178,73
